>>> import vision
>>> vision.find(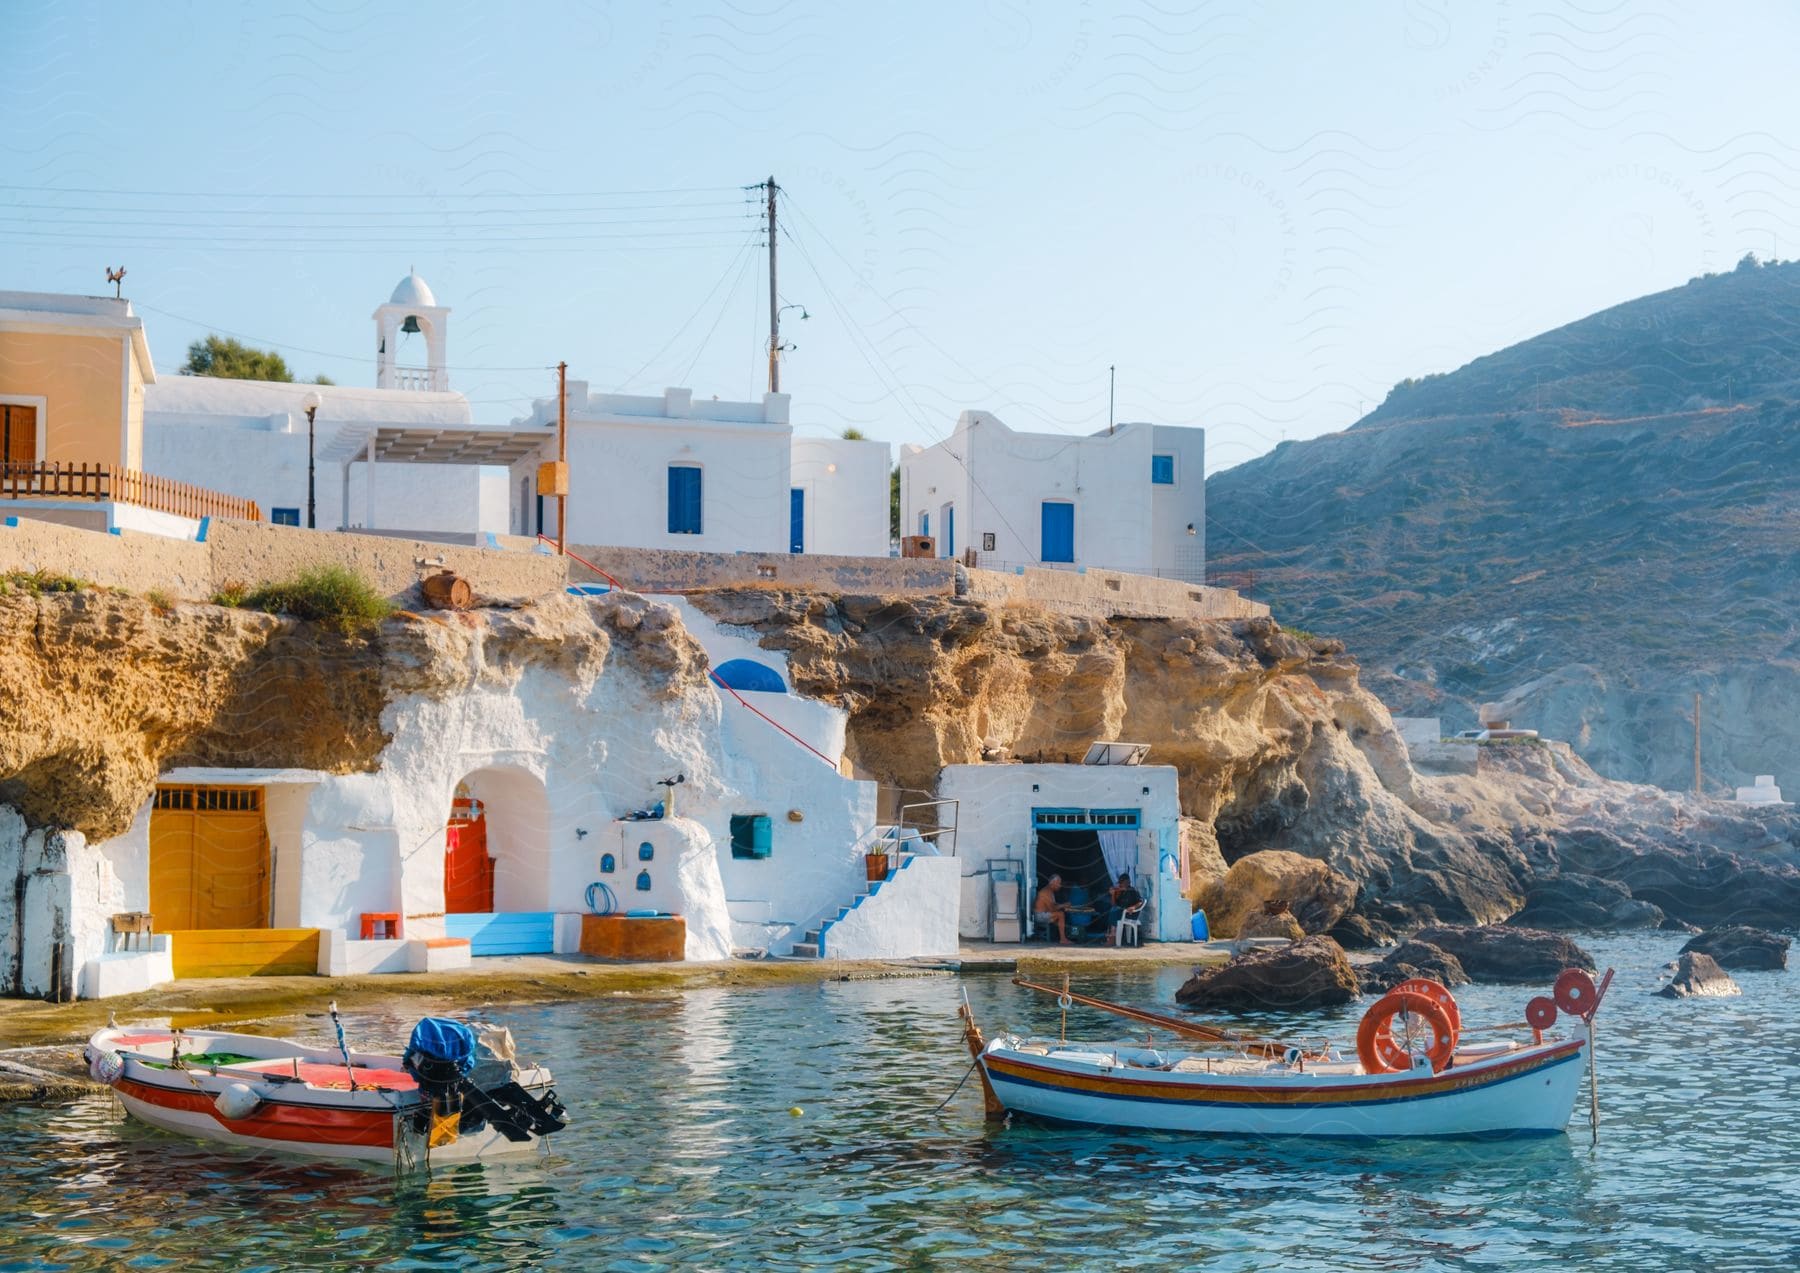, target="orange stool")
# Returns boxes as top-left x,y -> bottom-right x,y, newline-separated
360,912 -> 401,940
